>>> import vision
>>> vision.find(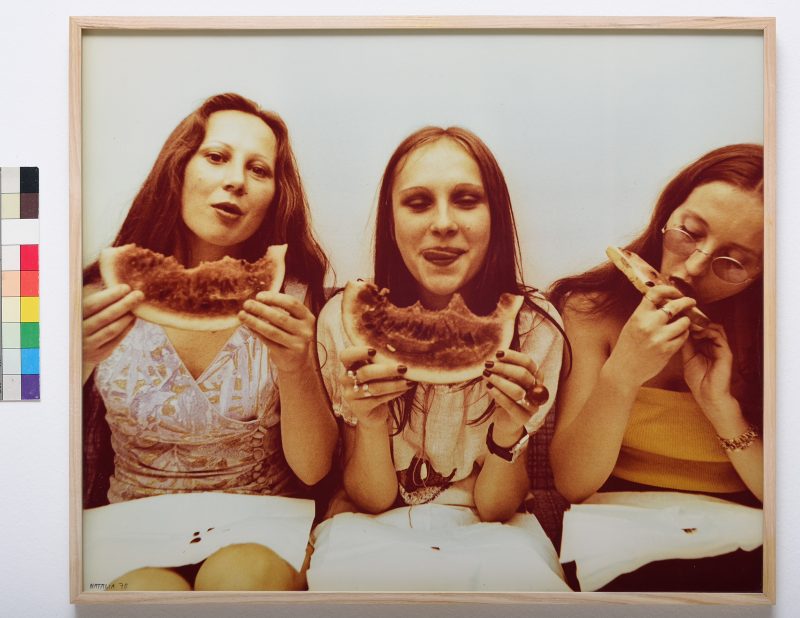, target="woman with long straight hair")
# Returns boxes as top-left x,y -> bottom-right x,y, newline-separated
307,126 -> 570,591
82,93 -> 337,590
